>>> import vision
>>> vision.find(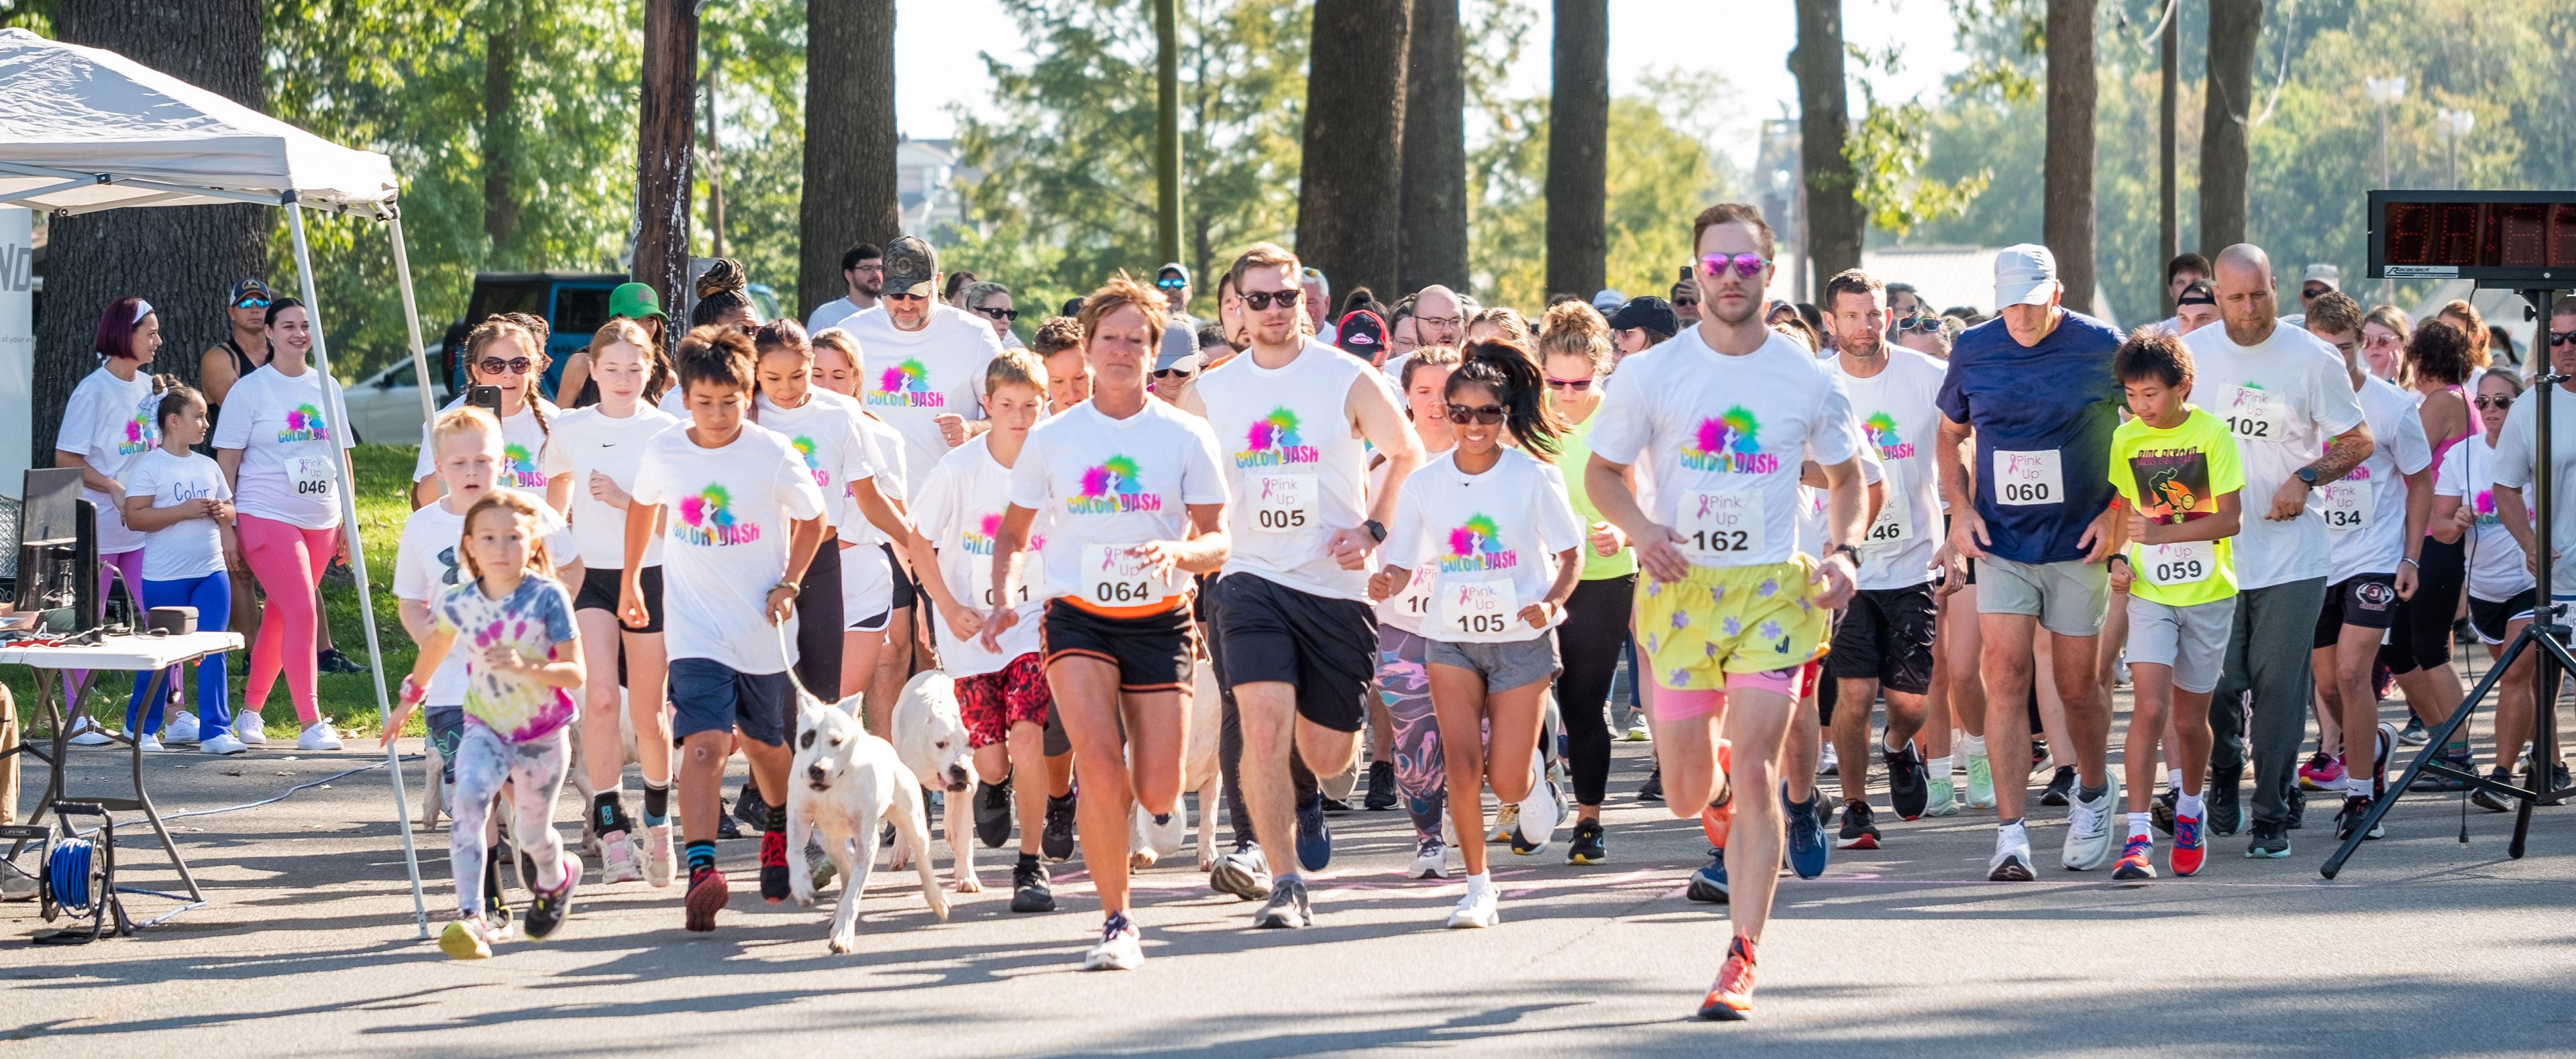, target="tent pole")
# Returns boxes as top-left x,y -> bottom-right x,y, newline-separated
386,216 -> 440,425
290,203 -> 430,939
